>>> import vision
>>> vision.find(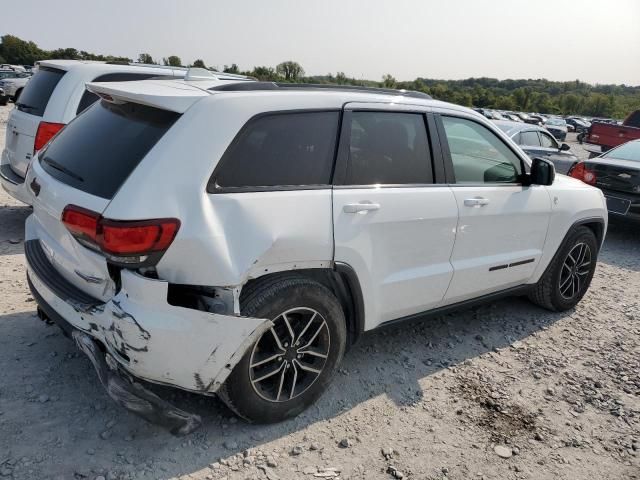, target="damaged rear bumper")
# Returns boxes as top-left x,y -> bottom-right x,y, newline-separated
25,239 -> 272,427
